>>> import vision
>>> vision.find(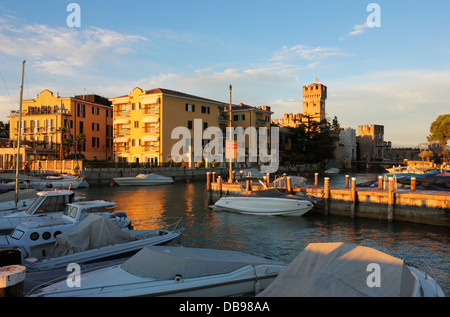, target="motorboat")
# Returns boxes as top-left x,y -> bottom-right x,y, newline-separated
27,245 -> 286,297
357,173 -> 450,191
21,214 -> 183,292
272,175 -> 307,188
210,188 -> 314,216
386,166 -> 443,174
113,173 -> 174,186
257,242 -> 446,297
0,190 -> 80,235
0,188 -> 38,213
324,168 -> 340,174
0,200 -> 132,260
31,174 -> 86,190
